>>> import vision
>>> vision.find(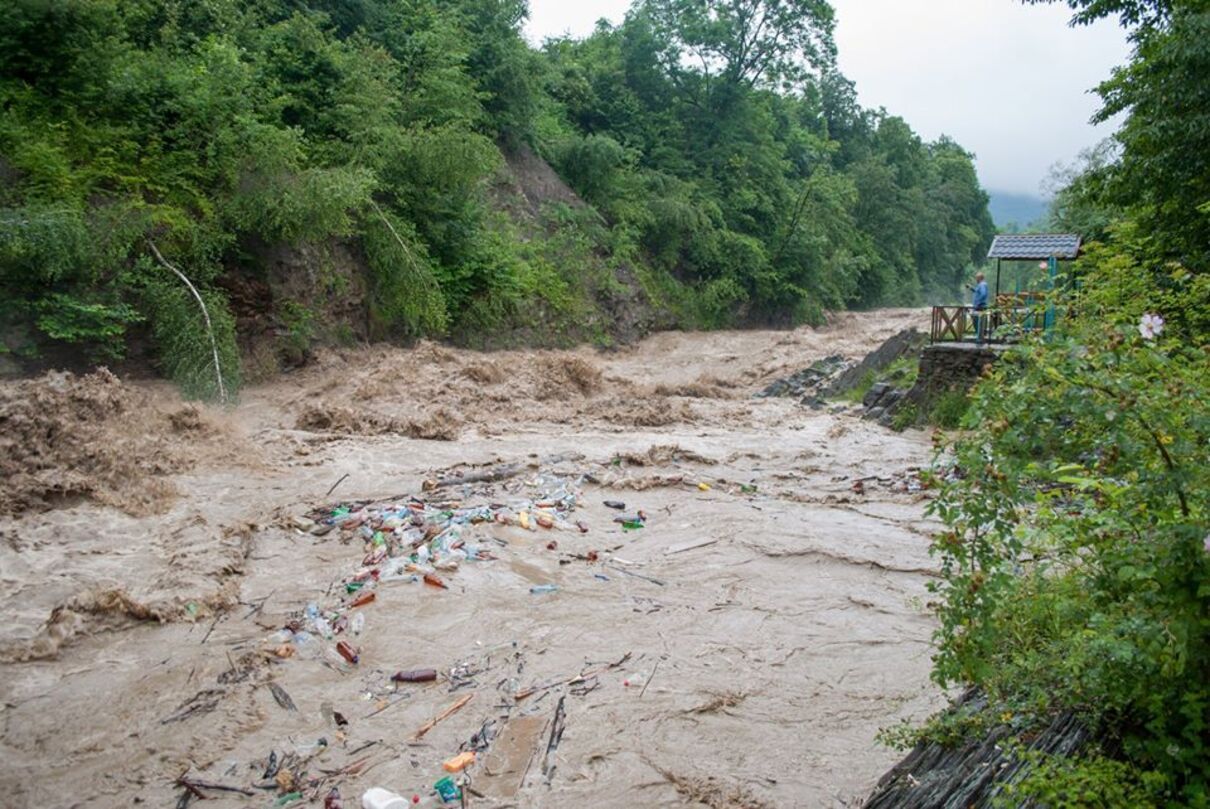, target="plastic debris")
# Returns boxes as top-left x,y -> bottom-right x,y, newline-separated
336,640 -> 359,665
442,751 -> 475,773
392,669 -> 438,683
613,510 -> 648,531
249,473 -> 630,804
433,777 -> 460,803
361,787 -> 411,809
